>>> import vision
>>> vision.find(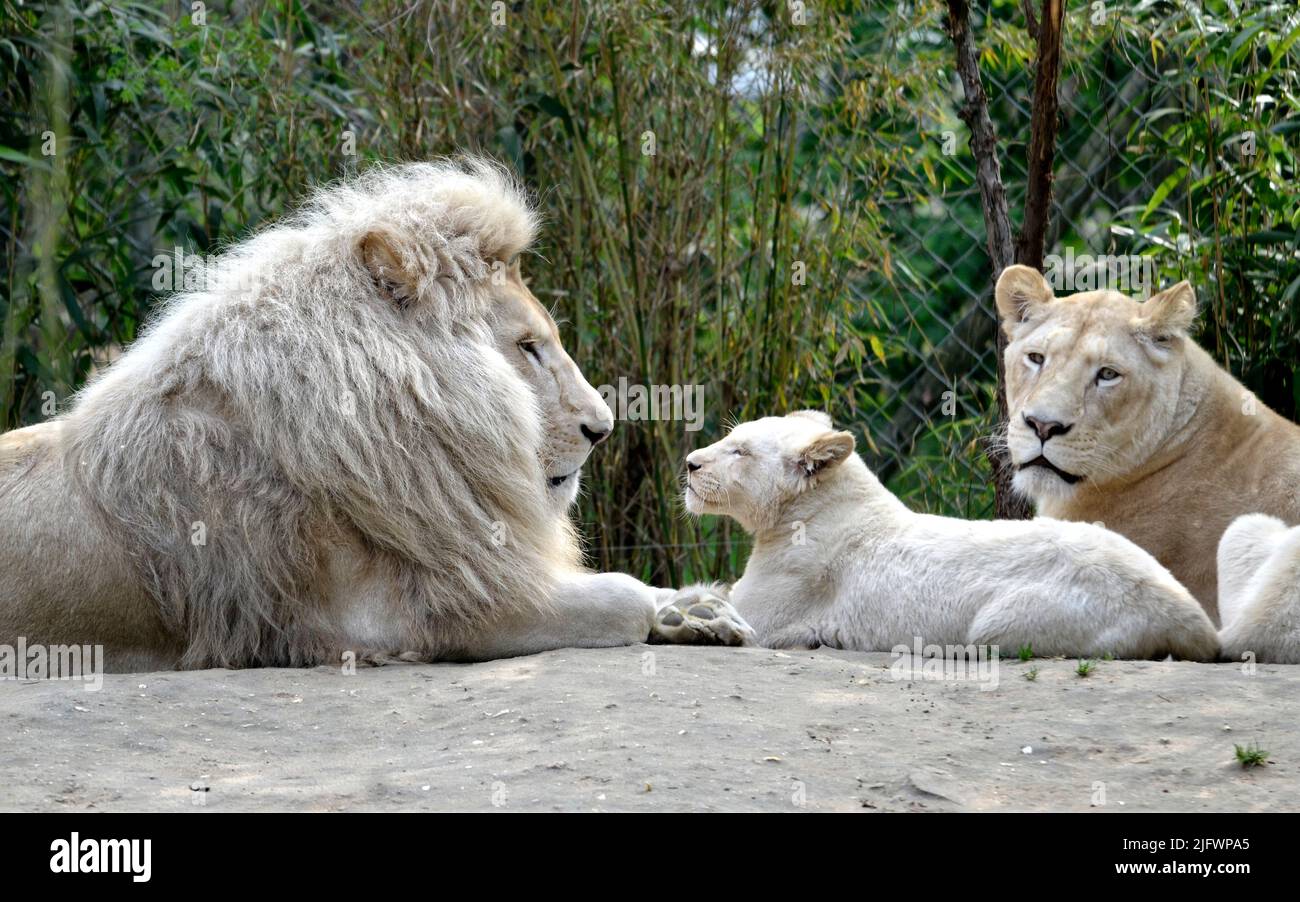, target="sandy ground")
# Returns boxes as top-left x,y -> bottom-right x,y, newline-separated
1,645 -> 1296,812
